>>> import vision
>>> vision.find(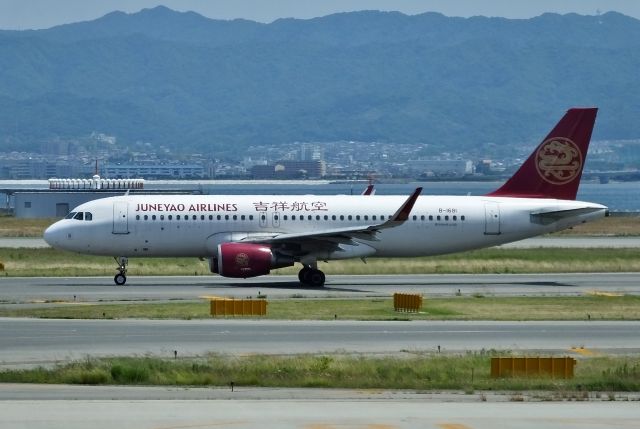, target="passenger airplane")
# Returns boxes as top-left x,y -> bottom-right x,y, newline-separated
44,108 -> 607,287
